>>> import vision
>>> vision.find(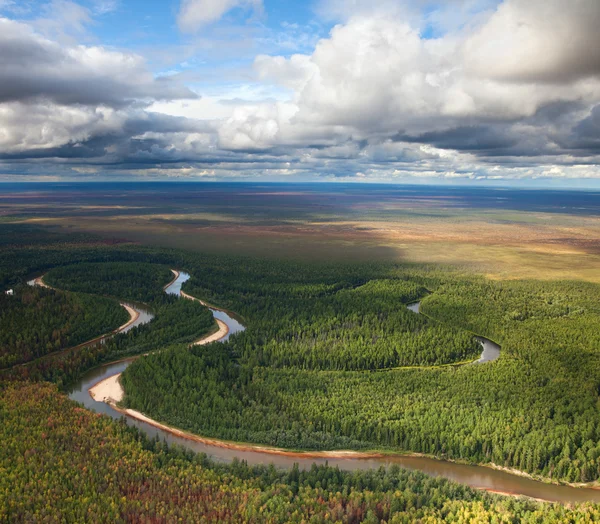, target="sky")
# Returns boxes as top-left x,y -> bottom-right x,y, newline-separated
0,0 -> 599,186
